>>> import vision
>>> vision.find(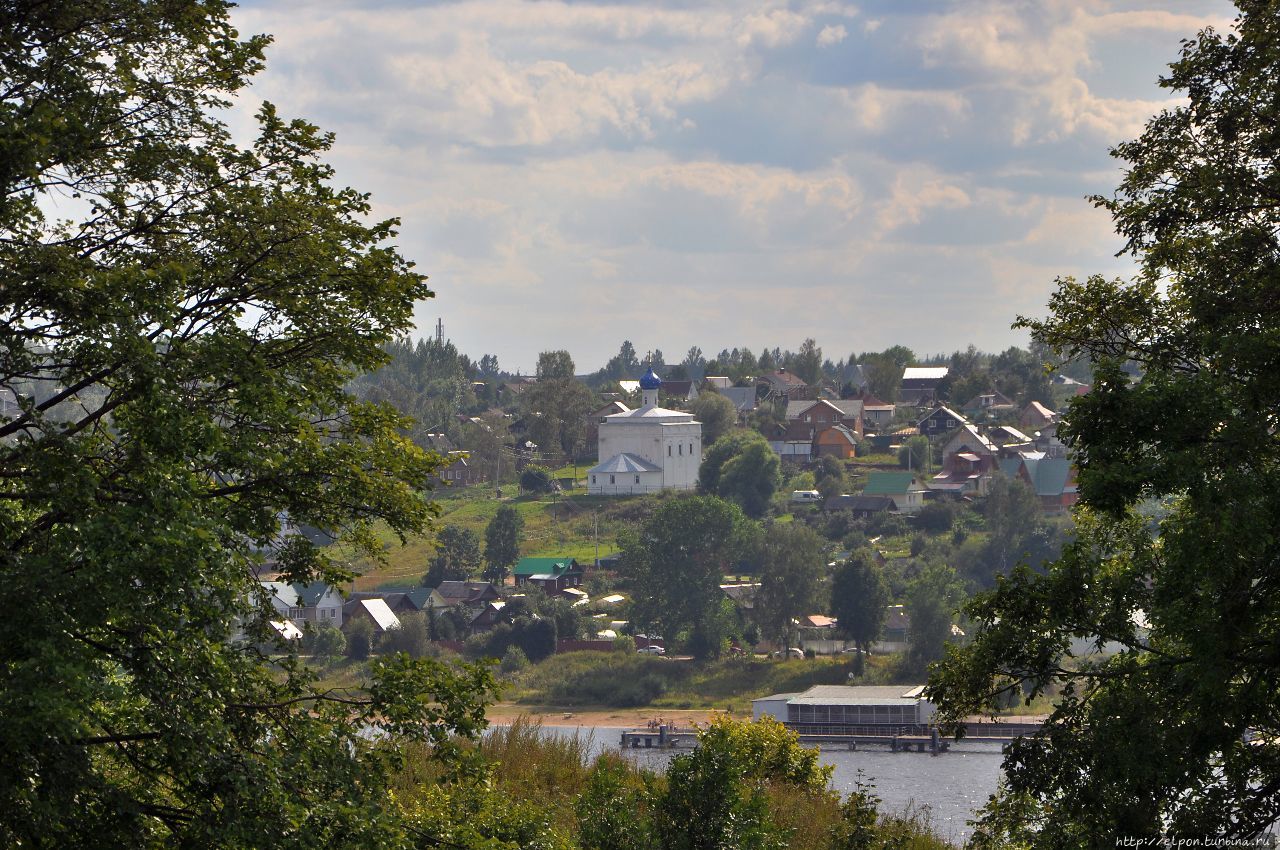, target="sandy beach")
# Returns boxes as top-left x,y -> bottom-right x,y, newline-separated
486,704 -> 730,730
